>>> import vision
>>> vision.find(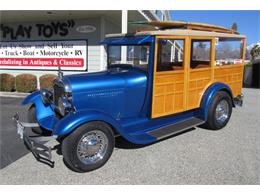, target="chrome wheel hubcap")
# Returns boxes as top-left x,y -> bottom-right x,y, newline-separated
77,130 -> 108,165
215,99 -> 229,124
